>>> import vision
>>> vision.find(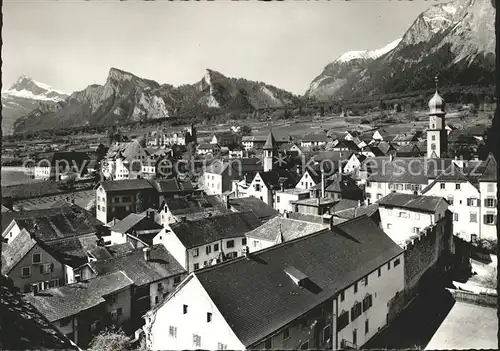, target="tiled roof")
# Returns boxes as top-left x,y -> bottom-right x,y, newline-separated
333,204 -> 379,220
0,275 -> 76,349
229,197 -> 280,221
378,192 -> 447,213
24,271 -> 134,322
106,140 -> 143,161
312,151 -> 349,163
109,213 -> 152,234
1,229 -> 36,275
392,133 -> 418,143
44,233 -> 100,267
396,143 -> 422,154
325,174 -> 362,194
479,154 -> 497,182
193,215 -> 403,346
170,211 -> 262,249
99,179 -> 153,192
87,245 -> 186,287
290,197 -> 336,206
245,217 -> 325,242
6,206 -> 99,243
2,181 -> 64,200
259,169 -> 299,190
150,179 -> 195,194
165,195 -> 227,214
286,212 -> 350,225
301,133 -> 328,142
1,205 -> 11,213
365,157 -> 454,184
